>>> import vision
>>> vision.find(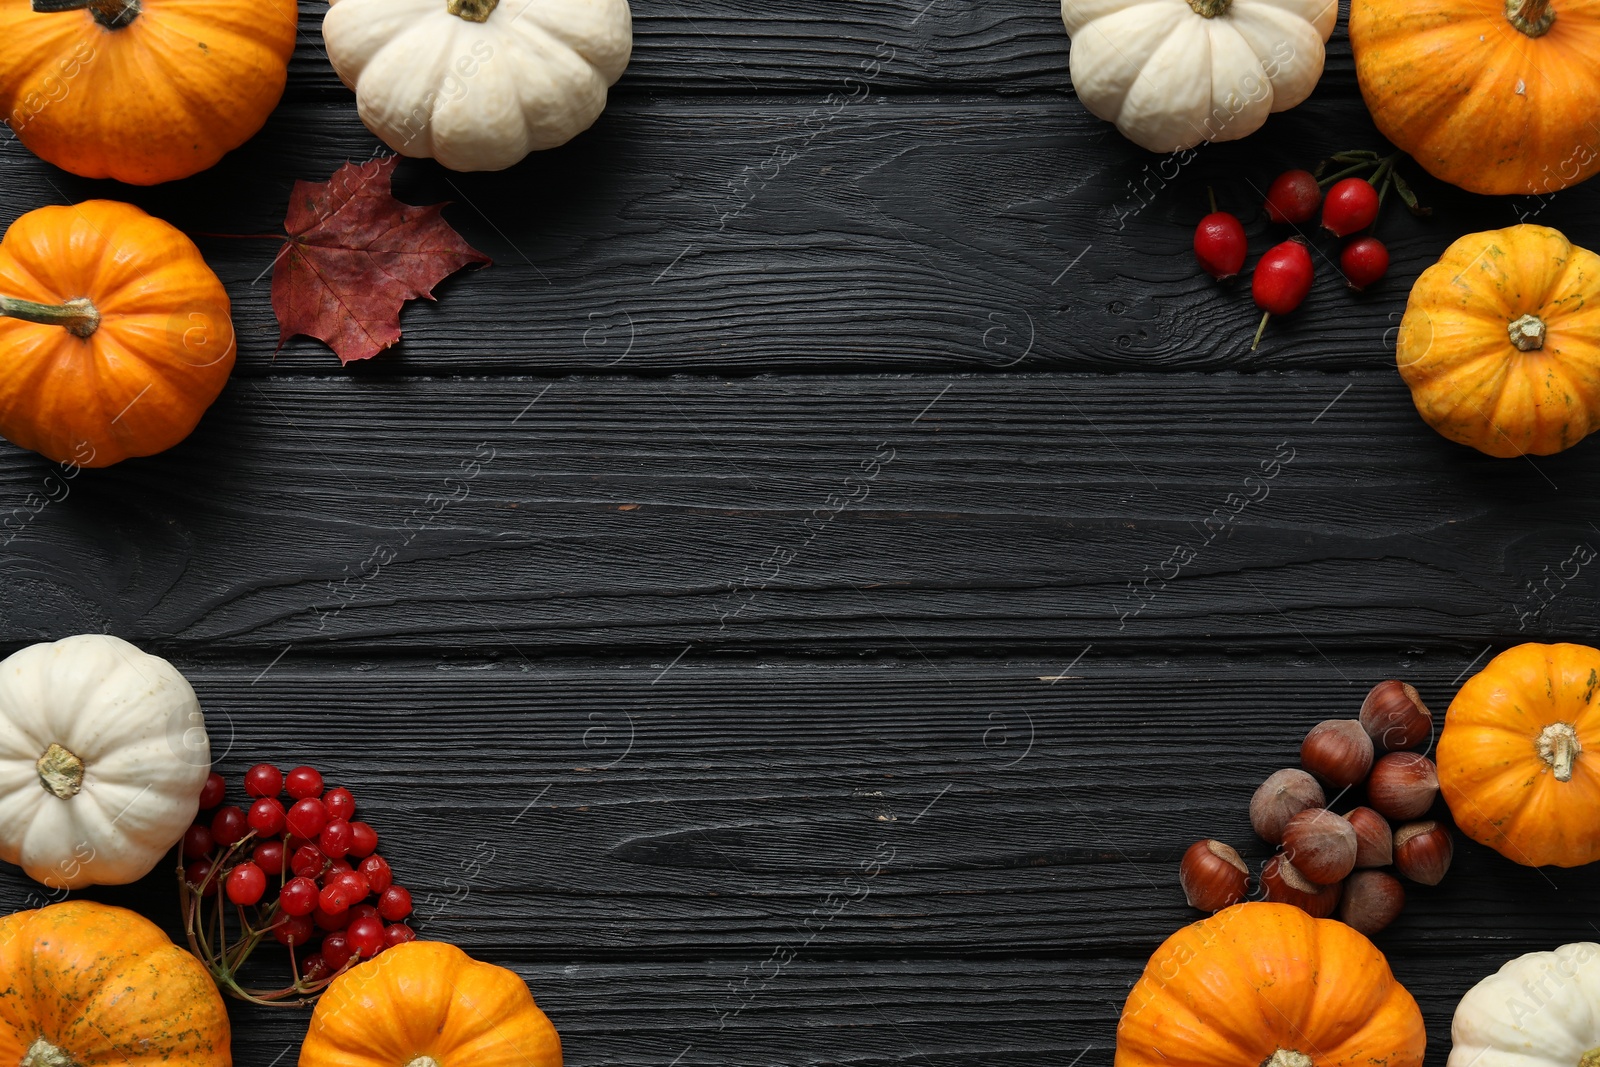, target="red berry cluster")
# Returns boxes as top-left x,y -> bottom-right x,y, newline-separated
1193,151 -> 1425,351
181,763 -> 416,1004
